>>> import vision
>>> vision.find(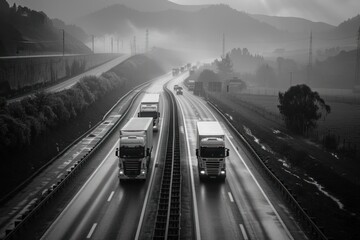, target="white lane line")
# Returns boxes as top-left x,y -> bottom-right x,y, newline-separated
86,223 -> 97,239
196,97 -> 294,240
177,92 -> 201,240
135,90 -> 167,240
107,191 -> 115,202
228,192 -> 234,202
57,173 -> 63,179
239,224 -> 249,240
